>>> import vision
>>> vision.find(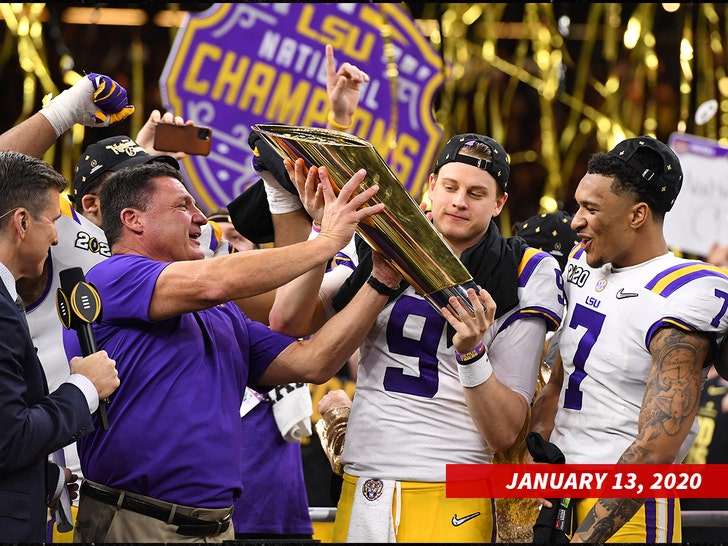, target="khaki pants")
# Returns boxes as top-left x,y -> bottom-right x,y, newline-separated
73,487 -> 235,543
